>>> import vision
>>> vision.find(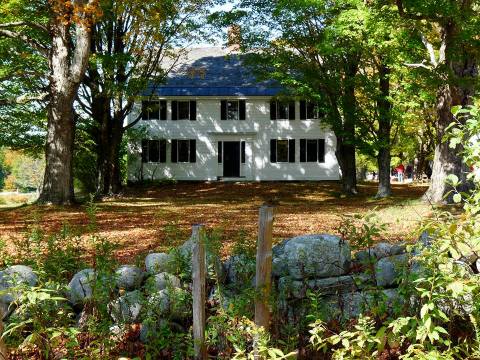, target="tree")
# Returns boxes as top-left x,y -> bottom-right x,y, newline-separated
0,0 -> 101,204
76,0 -> 216,195
395,0 -> 480,203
